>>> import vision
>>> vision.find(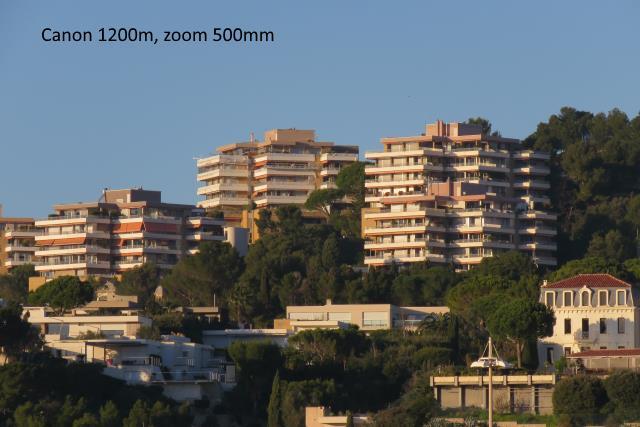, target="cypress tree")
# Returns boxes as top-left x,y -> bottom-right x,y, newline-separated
267,370 -> 283,427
